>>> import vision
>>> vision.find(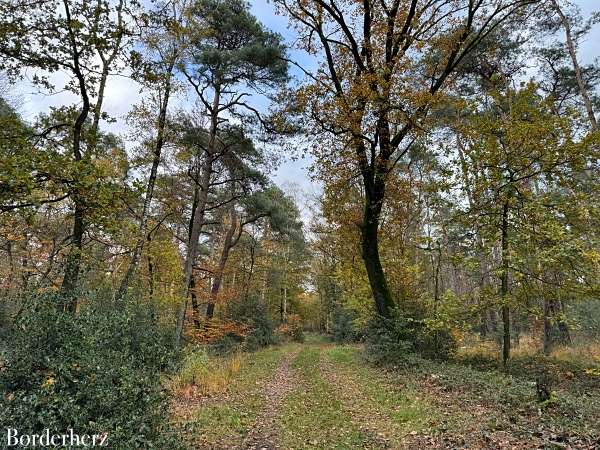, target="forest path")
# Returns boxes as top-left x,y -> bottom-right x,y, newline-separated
174,337 -> 600,449
274,339 -> 432,449
243,348 -> 301,449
